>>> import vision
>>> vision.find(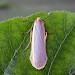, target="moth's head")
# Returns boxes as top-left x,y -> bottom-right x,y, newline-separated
34,17 -> 44,27
35,17 -> 43,23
